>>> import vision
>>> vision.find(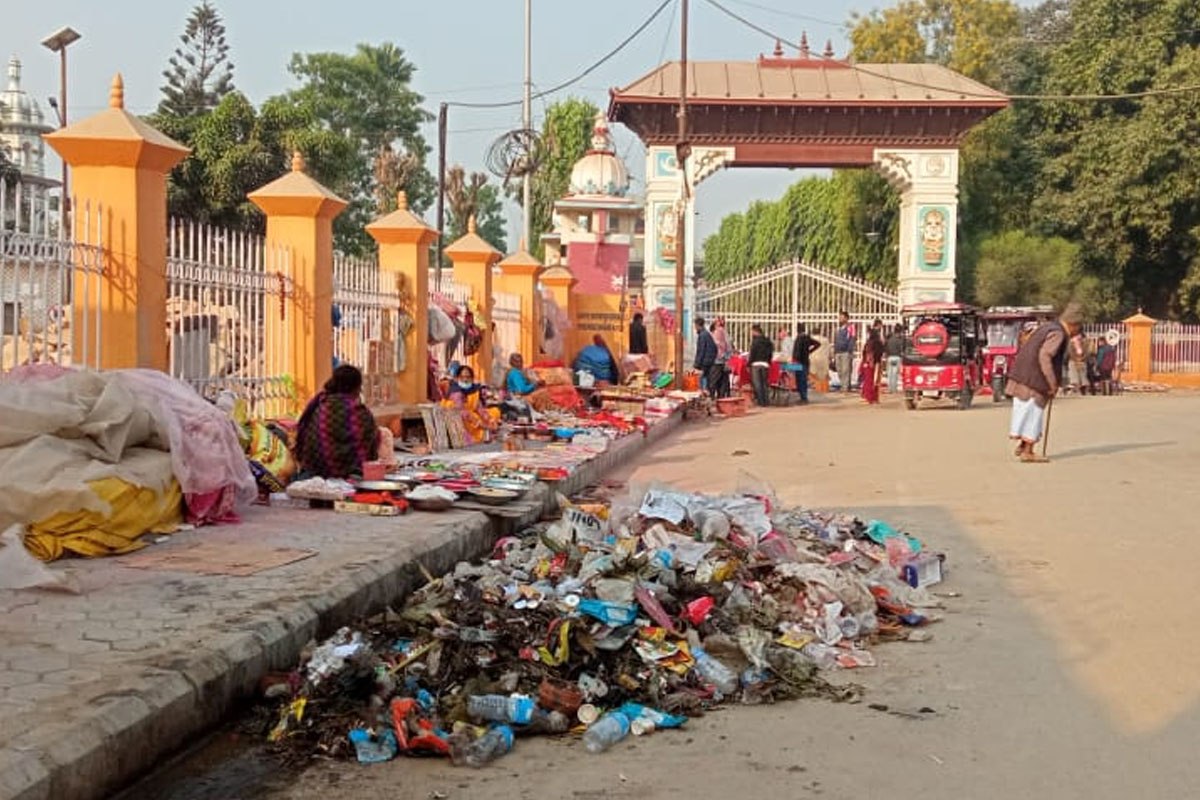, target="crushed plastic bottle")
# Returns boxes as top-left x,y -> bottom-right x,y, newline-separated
466,694 -> 535,725
691,647 -> 739,694
583,711 -> 631,753
451,725 -> 514,767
